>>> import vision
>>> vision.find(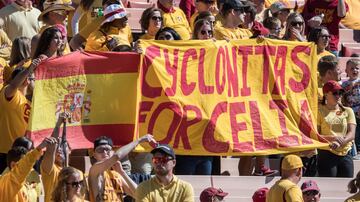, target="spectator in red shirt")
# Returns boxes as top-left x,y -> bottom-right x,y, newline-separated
301,0 -> 348,55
